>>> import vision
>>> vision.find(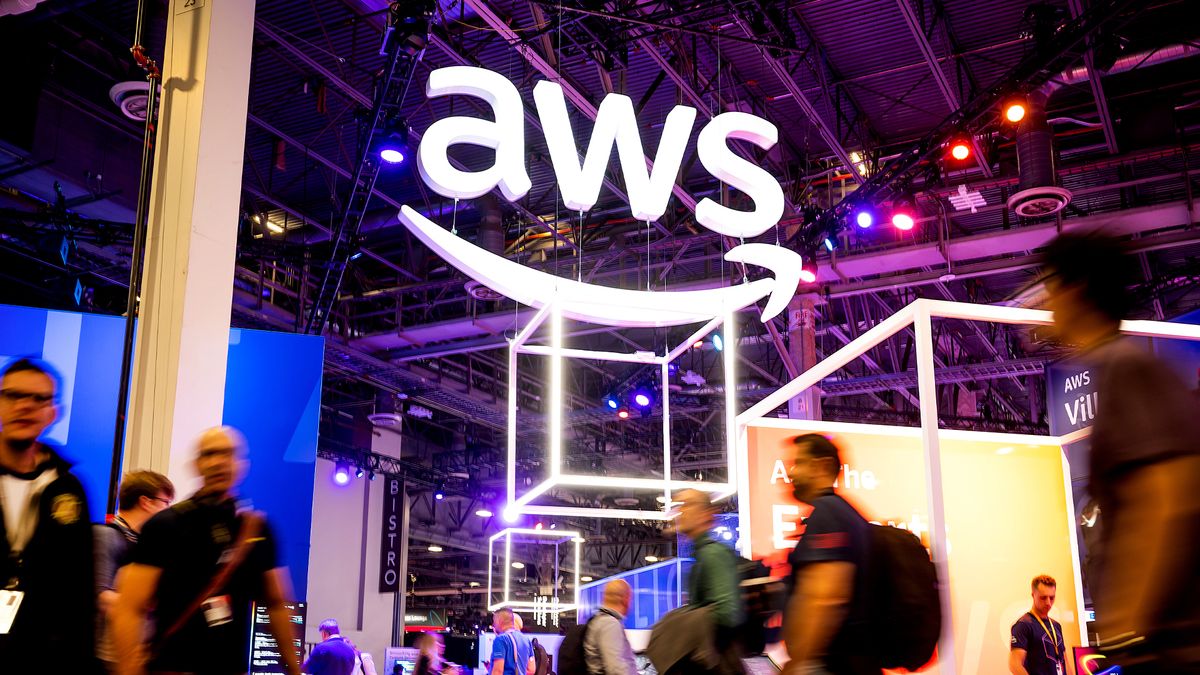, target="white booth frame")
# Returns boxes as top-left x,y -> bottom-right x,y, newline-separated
735,298 -> 1200,675
505,300 -> 739,521
486,527 -> 583,614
